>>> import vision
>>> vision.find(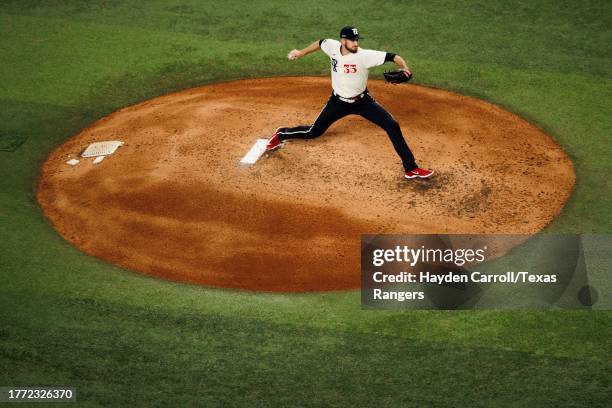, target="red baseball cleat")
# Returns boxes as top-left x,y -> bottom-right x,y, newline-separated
405,167 -> 434,179
266,127 -> 284,150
